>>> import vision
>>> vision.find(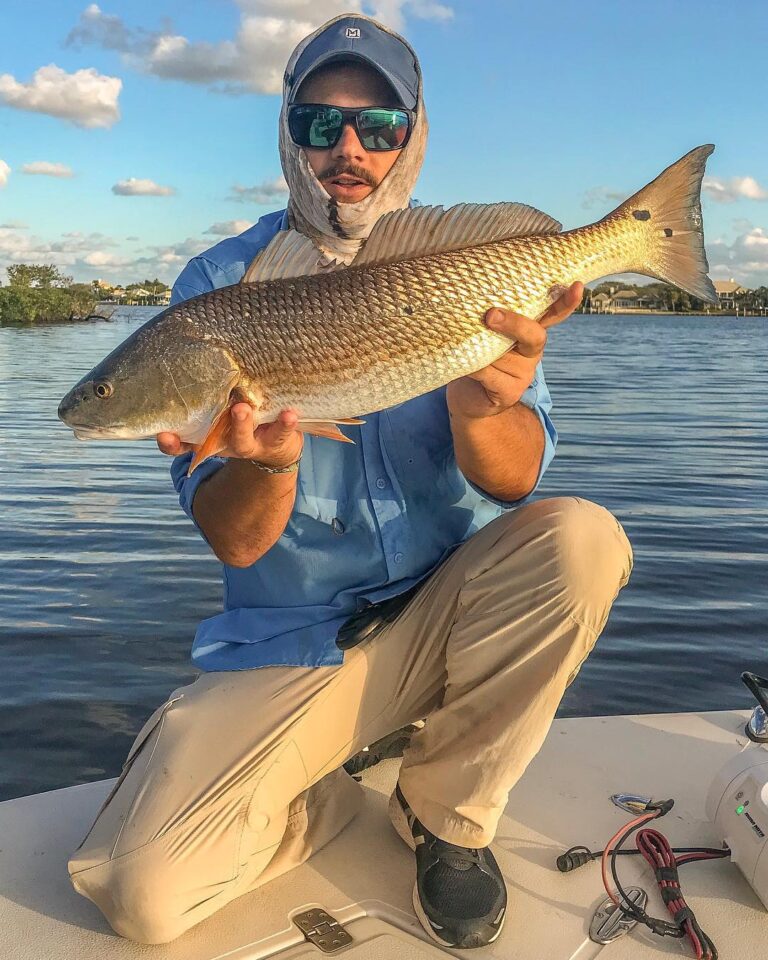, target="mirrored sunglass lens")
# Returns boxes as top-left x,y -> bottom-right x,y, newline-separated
291,107 -> 342,147
358,109 -> 409,149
